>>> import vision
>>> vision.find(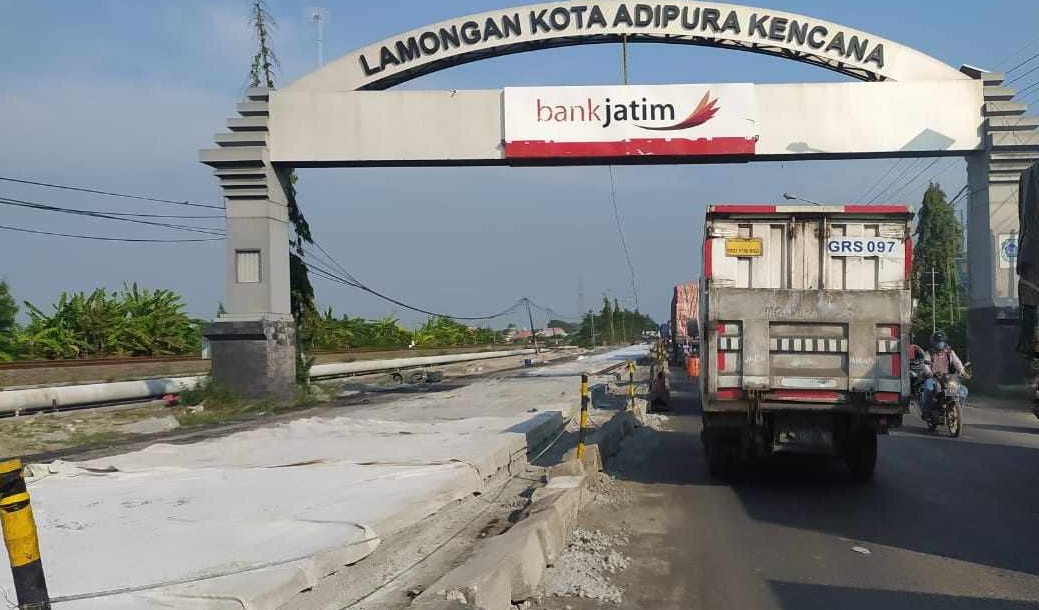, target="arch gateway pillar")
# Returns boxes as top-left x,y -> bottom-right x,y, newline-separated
201,2 -> 1039,398
963,67 -> 1039,389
